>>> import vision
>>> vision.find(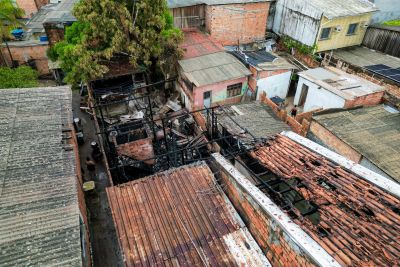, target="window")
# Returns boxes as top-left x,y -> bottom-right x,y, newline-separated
227,83 -> 242,97
347,23 -> 358,35
320,27 -> 331,40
